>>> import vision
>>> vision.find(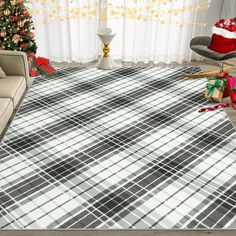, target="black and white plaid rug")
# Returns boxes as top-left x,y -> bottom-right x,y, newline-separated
0,67 -> 236,229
